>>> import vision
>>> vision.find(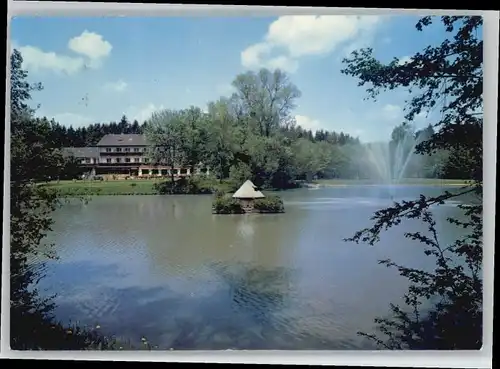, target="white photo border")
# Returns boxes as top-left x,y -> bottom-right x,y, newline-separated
3,2 -> 498,367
